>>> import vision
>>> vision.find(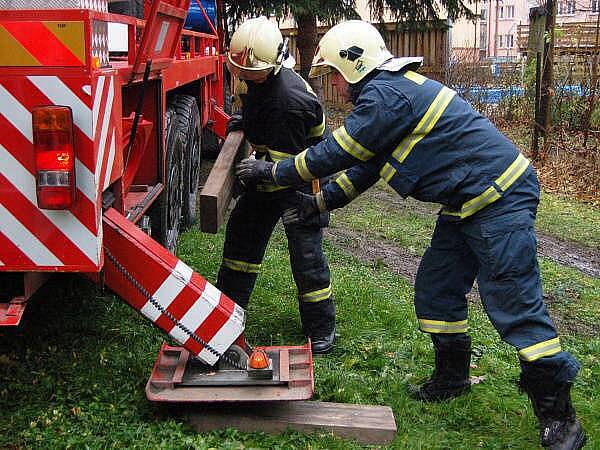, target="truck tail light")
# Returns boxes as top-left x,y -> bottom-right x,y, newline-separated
32,106 -> 76,210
